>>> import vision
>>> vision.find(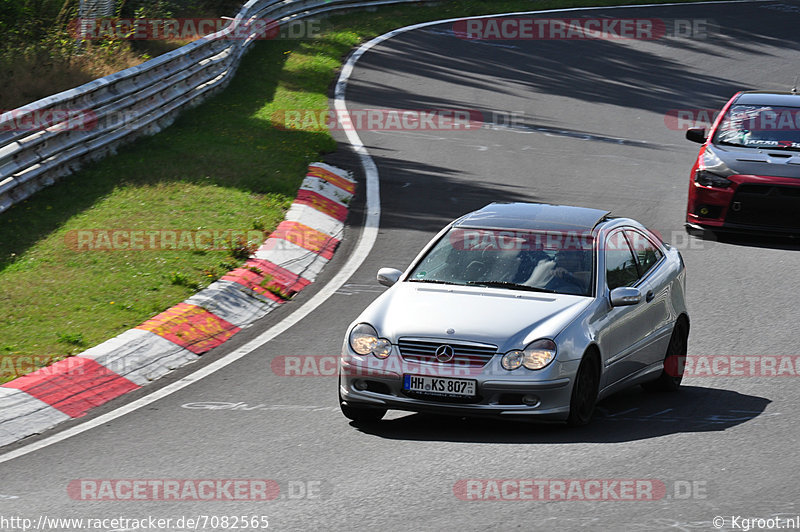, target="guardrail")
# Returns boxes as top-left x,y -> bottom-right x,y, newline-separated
79,0 -> 116,17
0,0 -> 438,213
